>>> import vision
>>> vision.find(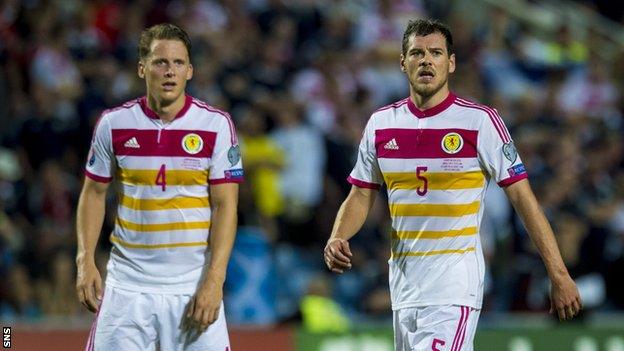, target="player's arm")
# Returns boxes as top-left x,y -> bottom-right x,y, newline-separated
76,177 -> 109,313
325,185 -> 377,273
504,179 -> 582,320
187,183 -> 238,329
